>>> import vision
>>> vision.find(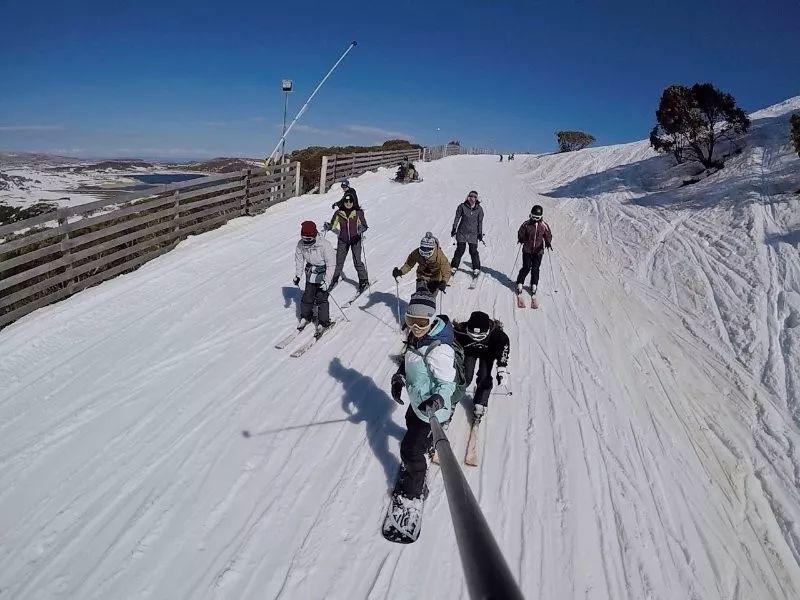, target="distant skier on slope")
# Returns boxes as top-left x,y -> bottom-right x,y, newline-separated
293,220 -> 336,335
392,232 -> 452,294
515,204 -> 553,299
450,190 -> 484,279
395,157 -> 419,183
383,291 -> 464,541
324,193 -> 369,293
453,311 -> 510,423
331,178 -> 358,209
